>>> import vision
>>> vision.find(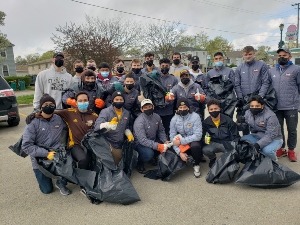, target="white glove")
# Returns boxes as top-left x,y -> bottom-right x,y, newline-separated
100,122 -> 117,131
166,142 -> 173,148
